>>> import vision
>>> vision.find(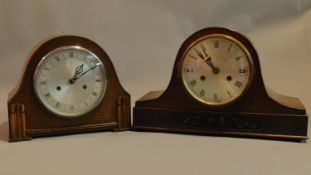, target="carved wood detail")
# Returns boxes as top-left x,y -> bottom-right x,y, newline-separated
9,103 -> 32,142
116,96 -> 131,130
